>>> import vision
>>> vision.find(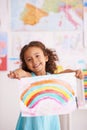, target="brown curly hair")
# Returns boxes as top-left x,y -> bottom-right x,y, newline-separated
20,41 -> 59,74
